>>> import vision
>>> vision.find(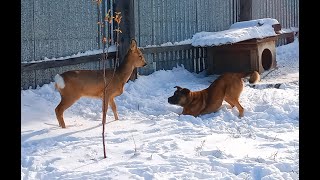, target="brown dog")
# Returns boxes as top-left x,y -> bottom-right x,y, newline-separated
54,39 -> 147,128
168,71 -> 260,117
